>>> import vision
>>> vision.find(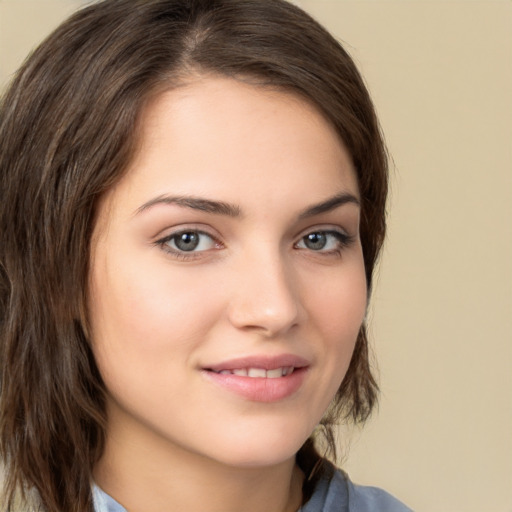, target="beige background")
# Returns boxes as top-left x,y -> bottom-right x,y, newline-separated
1,1 -> 511,511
